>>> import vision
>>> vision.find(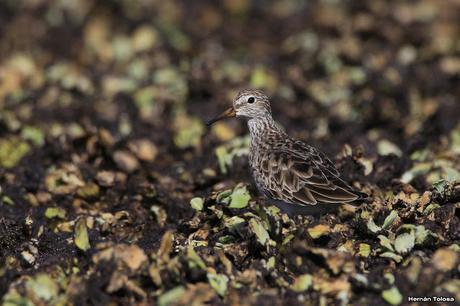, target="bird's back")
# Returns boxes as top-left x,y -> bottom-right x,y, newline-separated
248,120 -> 363,207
